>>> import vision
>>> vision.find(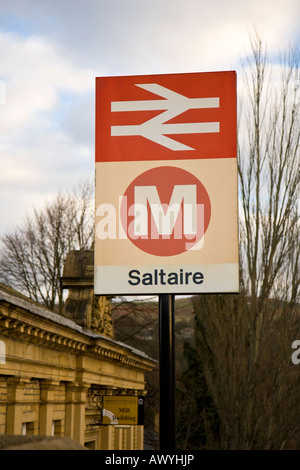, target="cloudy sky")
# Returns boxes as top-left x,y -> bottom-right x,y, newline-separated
0,0 -> 299,236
